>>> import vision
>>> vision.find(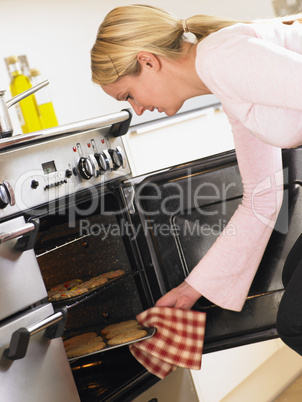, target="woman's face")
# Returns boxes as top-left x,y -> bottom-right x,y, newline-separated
101,53 -> 186,116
